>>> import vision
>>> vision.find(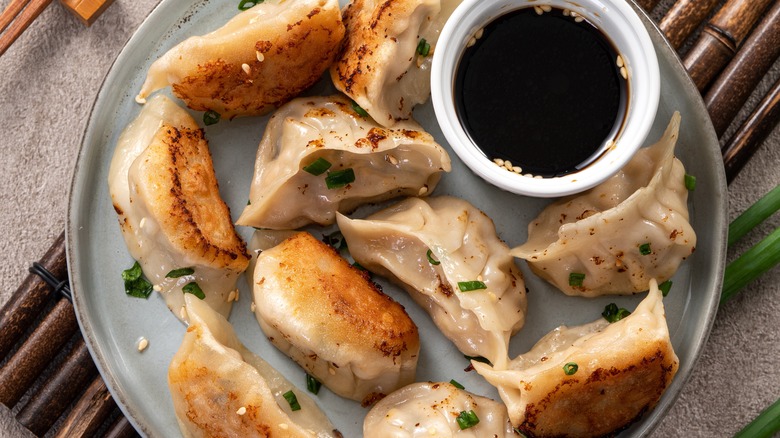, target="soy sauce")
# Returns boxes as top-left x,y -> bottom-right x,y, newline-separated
454,7 -> 628,177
